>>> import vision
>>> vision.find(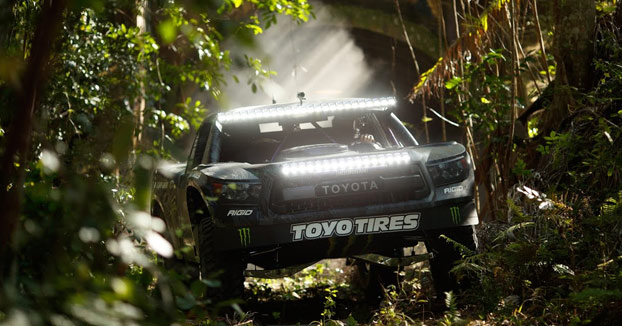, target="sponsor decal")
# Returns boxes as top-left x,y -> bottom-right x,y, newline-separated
443,185 -> 465,194
315,179 -> 381,196
290,214 -> 420,241
238,227 -> 251,246
450,206 -> 460,224
227,209 -> 253,216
